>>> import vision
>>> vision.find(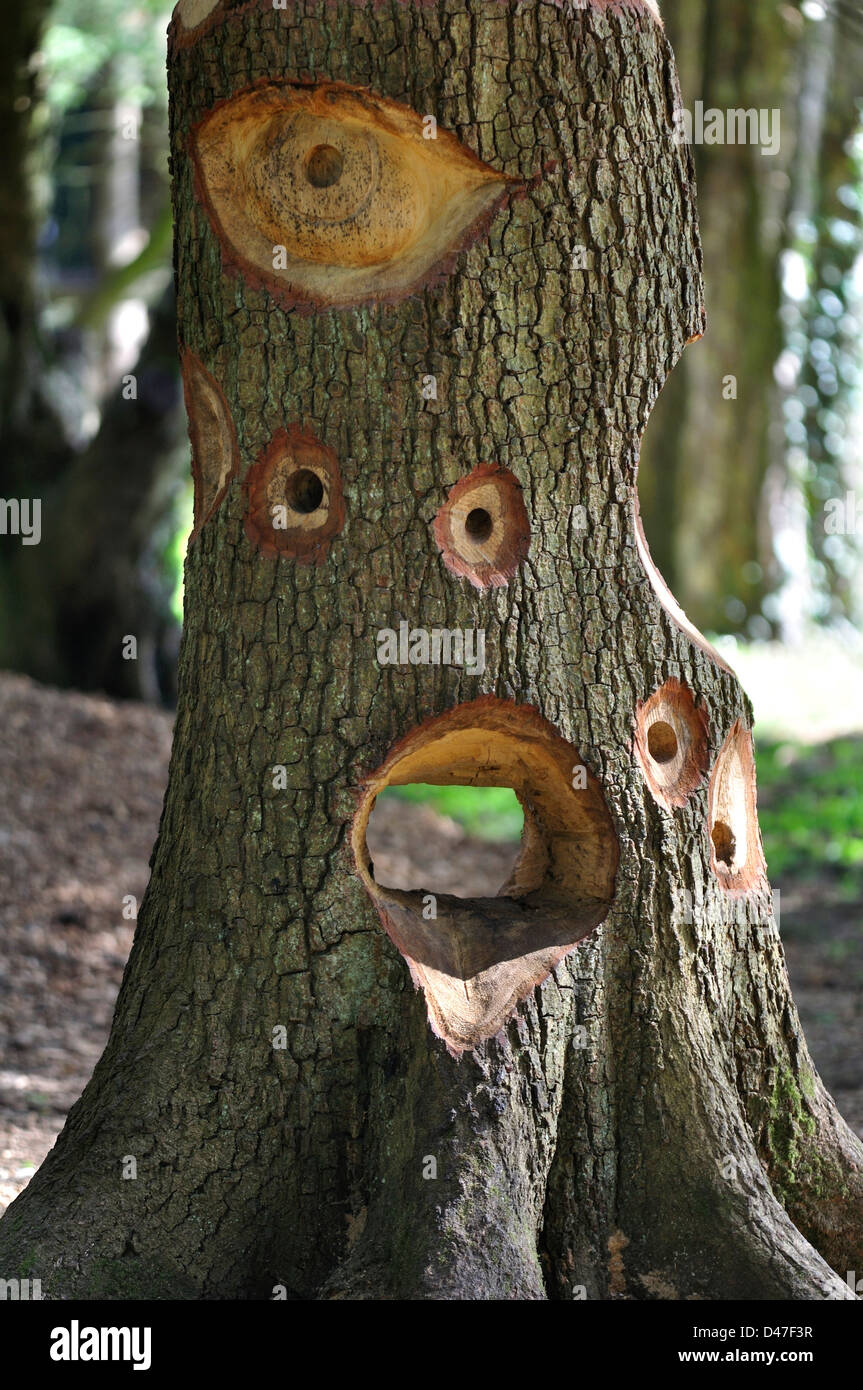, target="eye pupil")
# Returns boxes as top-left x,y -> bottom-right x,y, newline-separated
305,144 -> 344,188
465,507 -> 493,542
287,468 -> 325,514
